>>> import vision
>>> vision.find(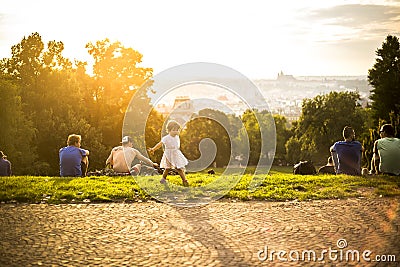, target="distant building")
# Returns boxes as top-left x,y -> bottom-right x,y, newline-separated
166,96 -> 194,125
155,103 -> 172,115
277,71 -> 296,82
